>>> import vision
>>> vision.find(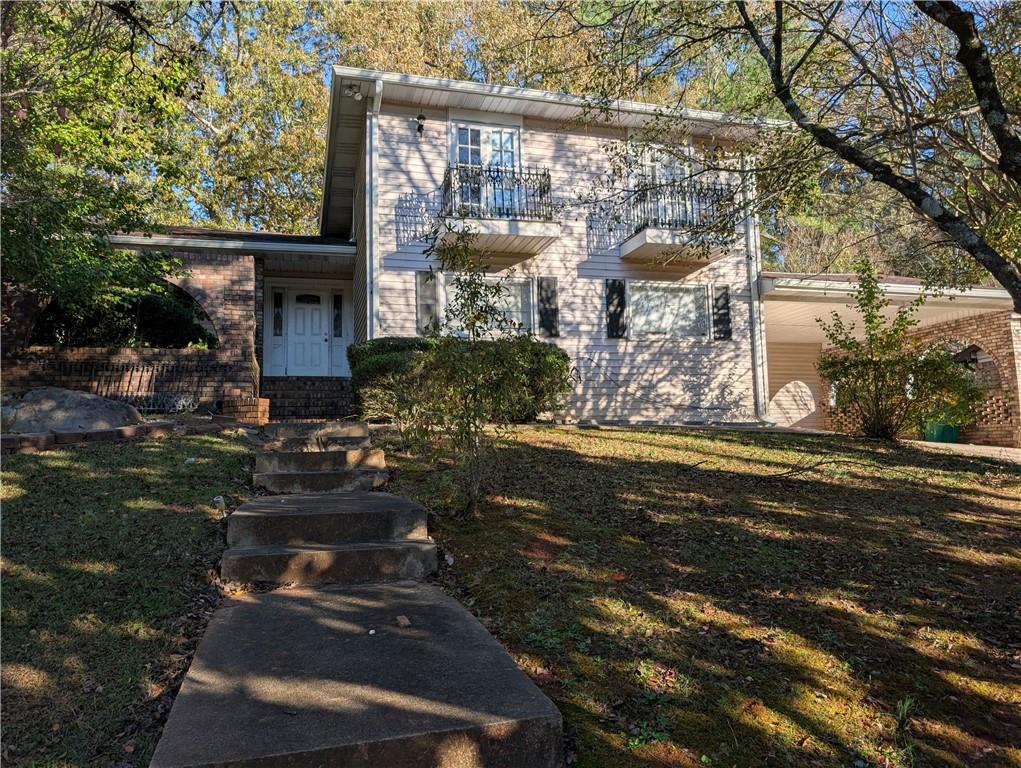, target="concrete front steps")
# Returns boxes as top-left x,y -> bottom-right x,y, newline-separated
254,421 -> 386,494
150,582 -> 563,768
153,421 -> 563,767
221,492 -> 437,586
